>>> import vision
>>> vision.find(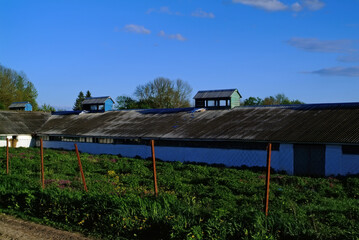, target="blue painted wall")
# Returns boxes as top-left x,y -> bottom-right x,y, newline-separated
104,98 -> 114,111
25,103 -> 32,111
